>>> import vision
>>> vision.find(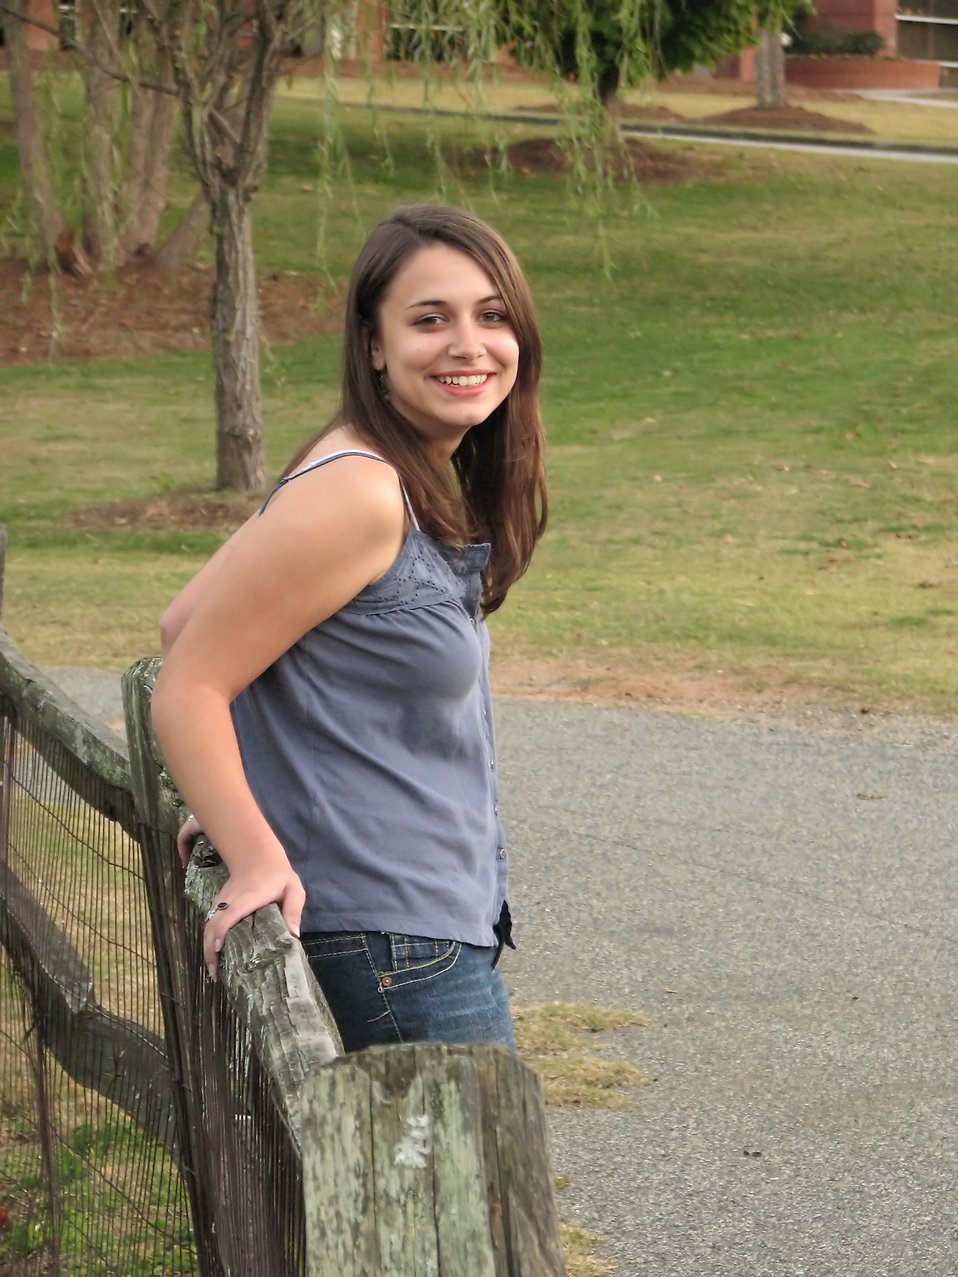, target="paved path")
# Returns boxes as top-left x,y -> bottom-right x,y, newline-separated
855,89 -> 958,110
496,701 -> 958,1276
367,101 -> 958,165
49,668 -> 958,1276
